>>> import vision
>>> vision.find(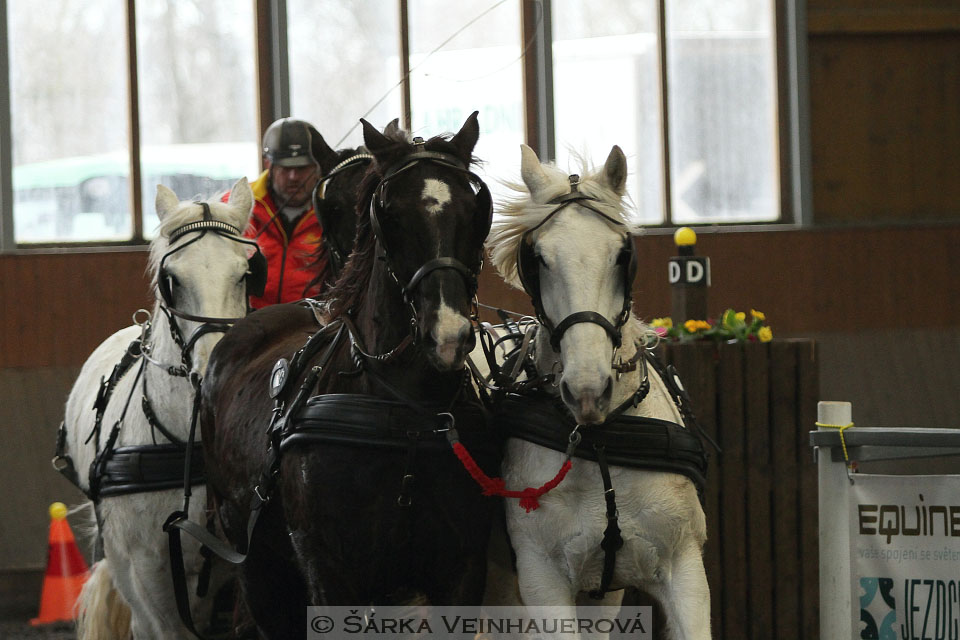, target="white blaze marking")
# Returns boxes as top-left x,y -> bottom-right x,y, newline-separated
422,179 -> 451,216
433,292 -> 468,365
